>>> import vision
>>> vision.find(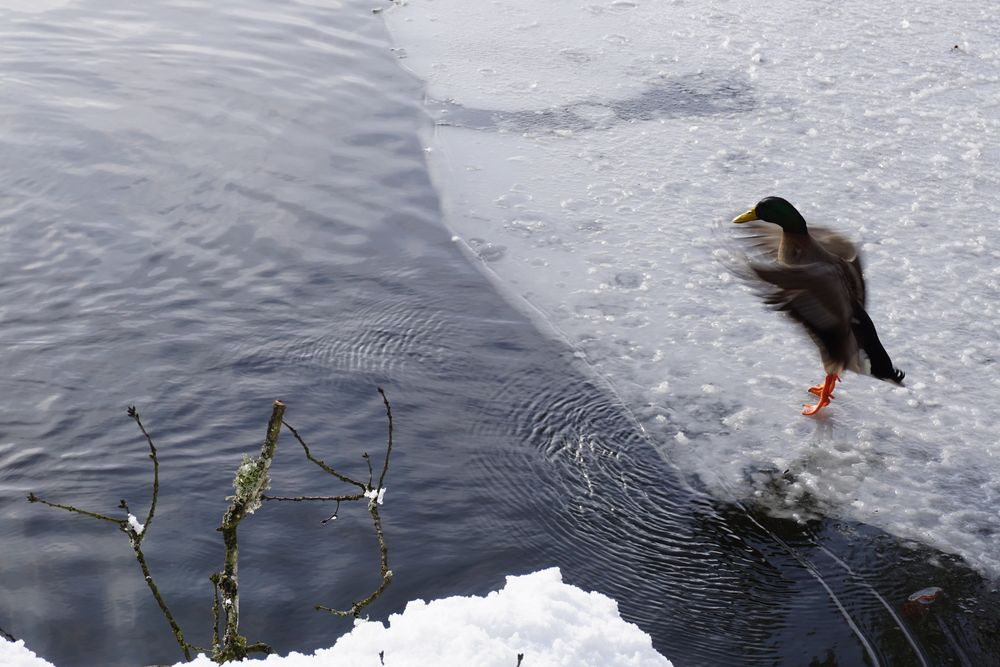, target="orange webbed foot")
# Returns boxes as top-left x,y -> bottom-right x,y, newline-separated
803,374 -> 838,416
802,398 -> 830,415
